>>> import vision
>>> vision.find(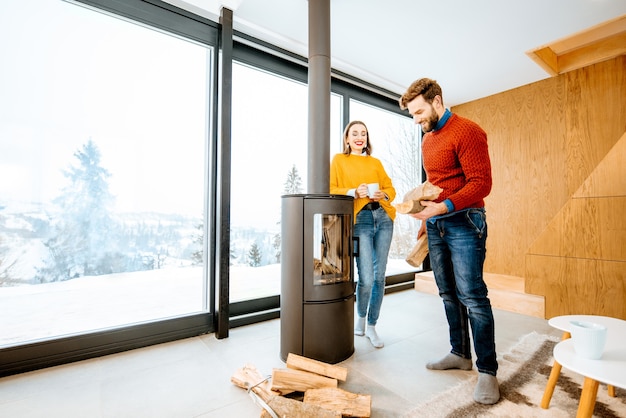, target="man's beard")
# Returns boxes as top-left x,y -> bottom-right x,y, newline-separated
421,111 -> 439,133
